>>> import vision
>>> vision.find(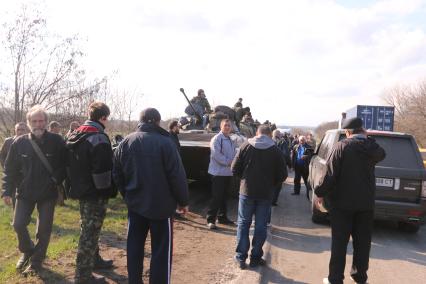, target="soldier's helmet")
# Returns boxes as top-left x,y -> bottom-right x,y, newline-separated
198,89 -> 205,98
